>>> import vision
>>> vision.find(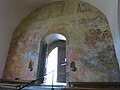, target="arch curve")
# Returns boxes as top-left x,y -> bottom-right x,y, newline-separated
3,0 -> 120,82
